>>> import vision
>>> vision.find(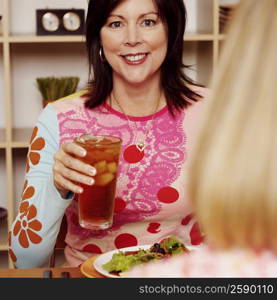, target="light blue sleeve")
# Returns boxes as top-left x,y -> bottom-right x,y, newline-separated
10,104 -> 73,268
